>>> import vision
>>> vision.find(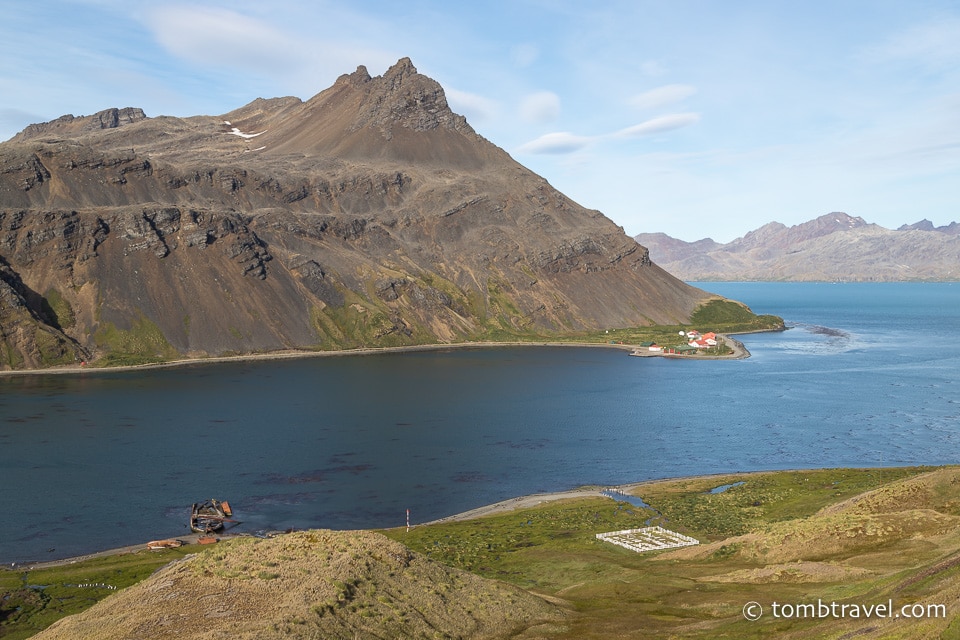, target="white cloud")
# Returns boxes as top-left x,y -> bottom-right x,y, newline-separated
146,6 -> 297,73
141,4 -> 398,93
867,18 -> 960,69
516,113 -> 700,155
511,43 -> 540,68
629,84 -> 697,110
445,88 -> 499,123
519,91 -> 560,123
614,113 -> 700,138
516,132 -> 592,155
639,60 -> 667,77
